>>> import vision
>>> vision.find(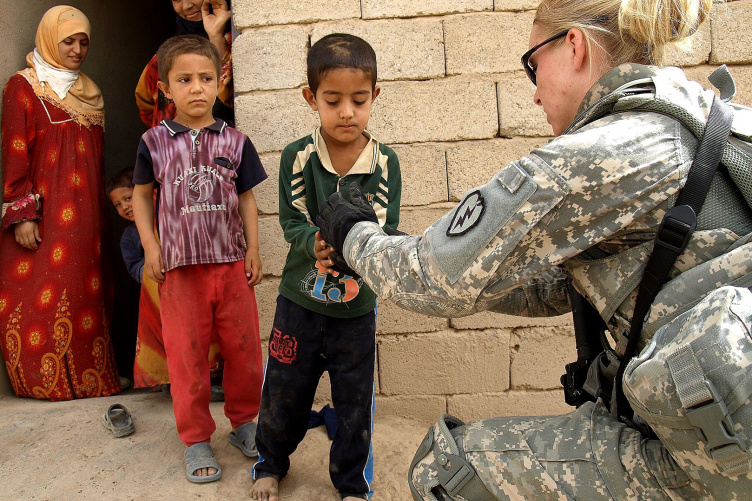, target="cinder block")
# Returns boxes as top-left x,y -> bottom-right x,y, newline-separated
361,0 -> 491,19
390,144 -> 448,206
258,215 -> 288,277
378,329 -> 511,395
375,395 -> 447,424
493,0 -> 540,11
510,326 -> 575,390
233,26 -> 308,92
376,296 -> 449,335
448,389 -> 571,421
663,20 -> 711,67
311,19 -> 445,81
235,89 -> 319,154
256,152 -> 280,216
684,64 -> 752,108
445,137 -> 549,201
369,79 -> 498,144
710,1 -> 752,64
255,277 -> 280,341
234,0 -> 360,28
445,12 -> 535,76
398,205 -> 455,235
497,72 -> 553,137
451,311 -> 572,330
